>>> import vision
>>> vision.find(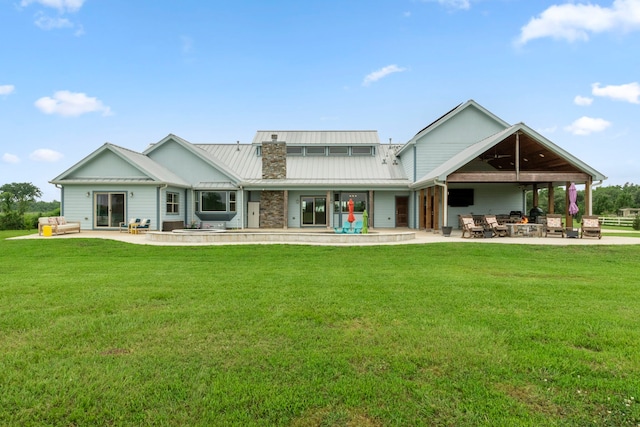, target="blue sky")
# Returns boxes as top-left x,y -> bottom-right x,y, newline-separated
2,0 -> 639,201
